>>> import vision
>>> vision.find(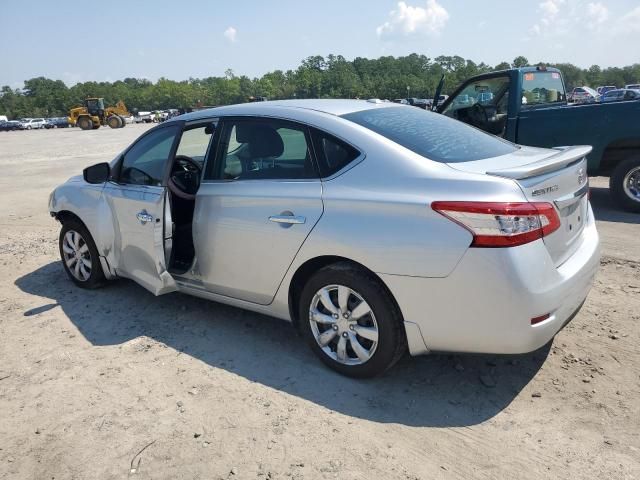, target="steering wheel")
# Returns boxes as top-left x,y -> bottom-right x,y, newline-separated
470,102 -> 490,127
168,155 -> 202,200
